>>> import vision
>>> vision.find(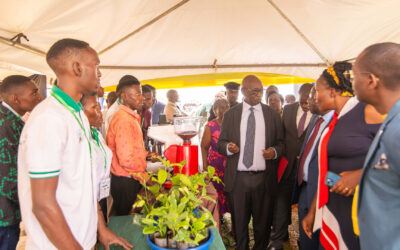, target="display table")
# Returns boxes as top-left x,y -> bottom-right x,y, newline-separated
99,215 -> 226,250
